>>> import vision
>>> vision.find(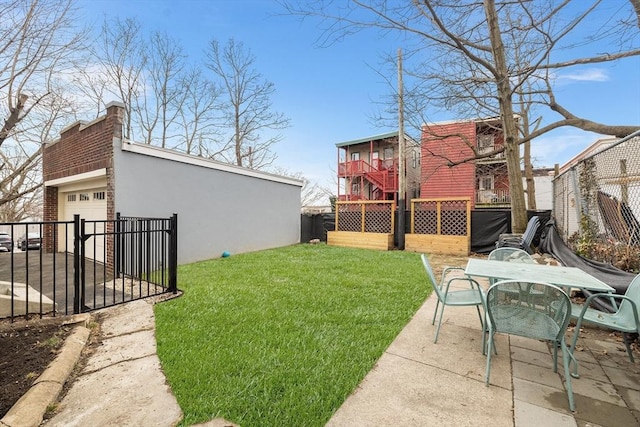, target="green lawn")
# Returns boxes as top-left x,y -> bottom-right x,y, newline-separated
155,244 -> 432,427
